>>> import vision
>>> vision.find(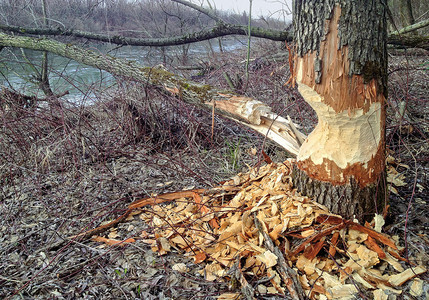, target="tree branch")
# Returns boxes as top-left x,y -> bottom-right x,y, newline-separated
0,32 -> 303,155
389,18 -> 429,35
388,34 -> 429,50
2,22 -> 427,50
0,23 -> 292,45
171,0 -> 224,24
